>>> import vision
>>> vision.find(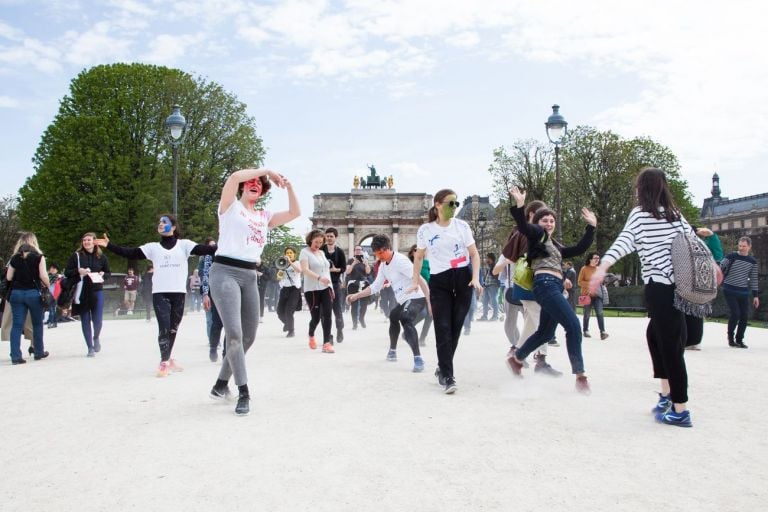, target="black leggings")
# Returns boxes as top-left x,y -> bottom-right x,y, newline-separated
305,289 -> 333,343
277,286 -> 302,332
153,292 -> 185,362
331,281 -> 345,331
388,298 -> 426,356
724,290 -> 750,342
429,267 -> 473,380
644,281 -> 688,404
